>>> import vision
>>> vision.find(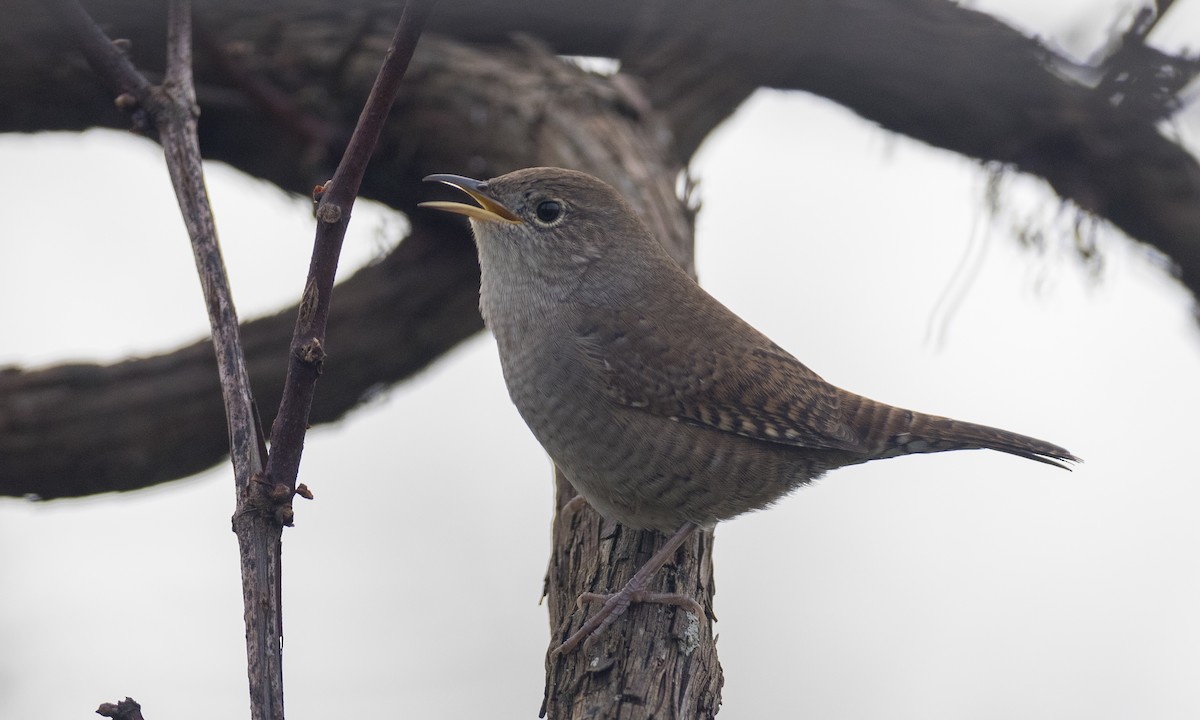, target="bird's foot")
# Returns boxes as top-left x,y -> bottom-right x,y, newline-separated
579,590 -> 705,617
551,523 -> 703,656
552,588 -> 705,656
